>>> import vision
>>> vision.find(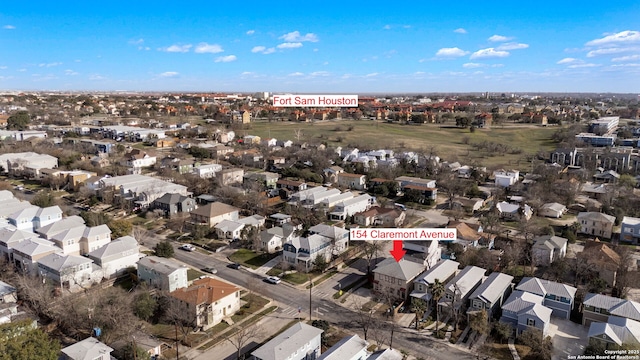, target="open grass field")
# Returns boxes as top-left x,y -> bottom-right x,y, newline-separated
245,120 -> 559,170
